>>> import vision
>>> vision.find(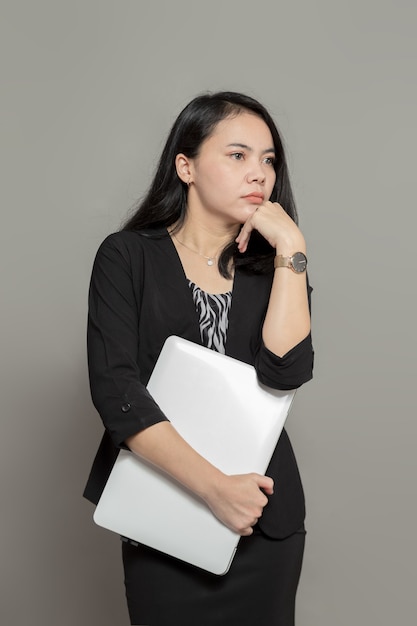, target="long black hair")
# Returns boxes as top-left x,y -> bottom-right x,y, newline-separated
123,91 -> 298,276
